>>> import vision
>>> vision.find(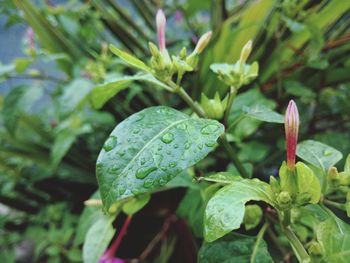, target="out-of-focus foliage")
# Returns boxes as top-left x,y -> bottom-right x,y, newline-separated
0,0 -> 350,262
